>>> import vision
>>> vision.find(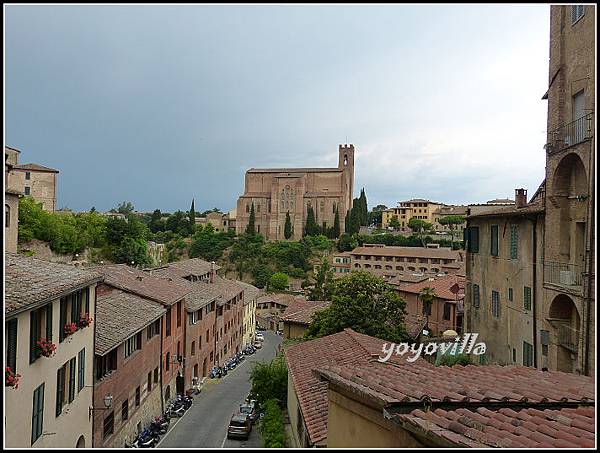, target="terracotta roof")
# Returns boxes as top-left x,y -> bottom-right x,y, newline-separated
397,274 -> 465,301
5,145 -> 21,153
234,280 -> 261,304
92,264 -> 189,306
467,201 -> 545,219
95,290 -> 166,355
184,276 -> 244,307
280,299 -> 331,326
5,253 -> 102,317
284,329 -> 382,445
351,245 -> 460,260
146,258 -> 220,280
12,163 -> 59,173
404,313 -> 428,339
316,359 -> 595,448
256,293 -> 305,308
